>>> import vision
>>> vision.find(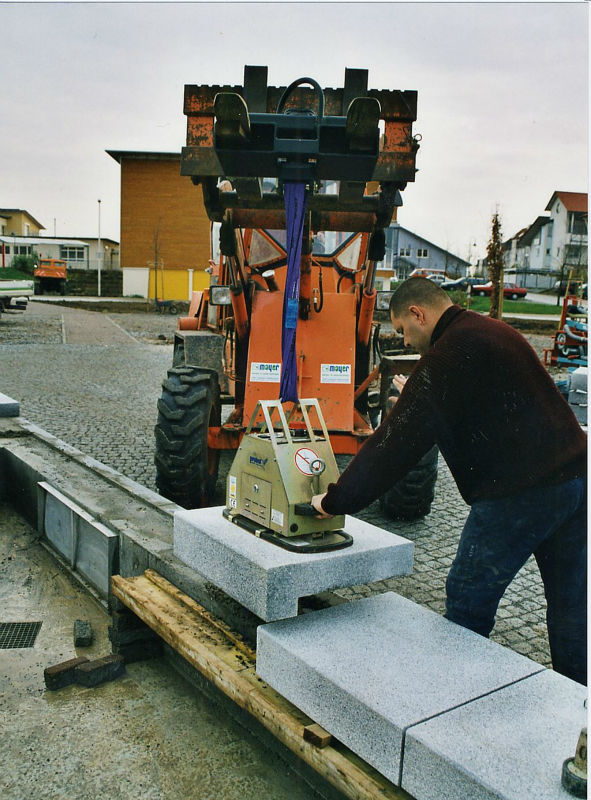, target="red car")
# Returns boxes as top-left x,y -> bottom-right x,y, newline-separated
472,281 -> 528,300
